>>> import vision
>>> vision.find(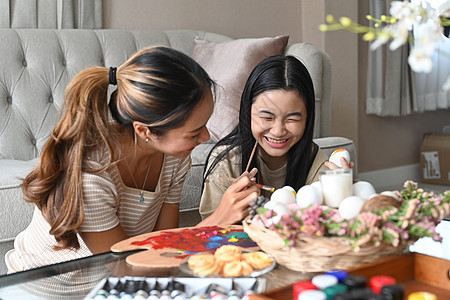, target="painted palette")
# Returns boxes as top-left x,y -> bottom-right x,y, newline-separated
111,225 -> 259,268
